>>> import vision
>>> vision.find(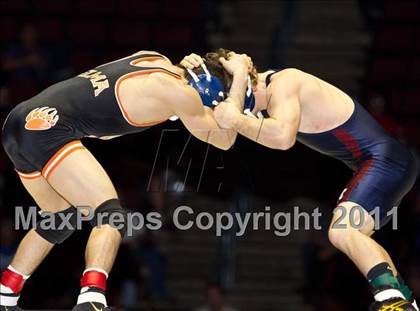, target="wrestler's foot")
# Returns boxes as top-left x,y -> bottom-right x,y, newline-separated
73,287 -> 111,311
370,297 -> 416,311
72,301 -> 111,311
0,306 -> 24,311
370,286 -> 416,311
410,298 -> 419,311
